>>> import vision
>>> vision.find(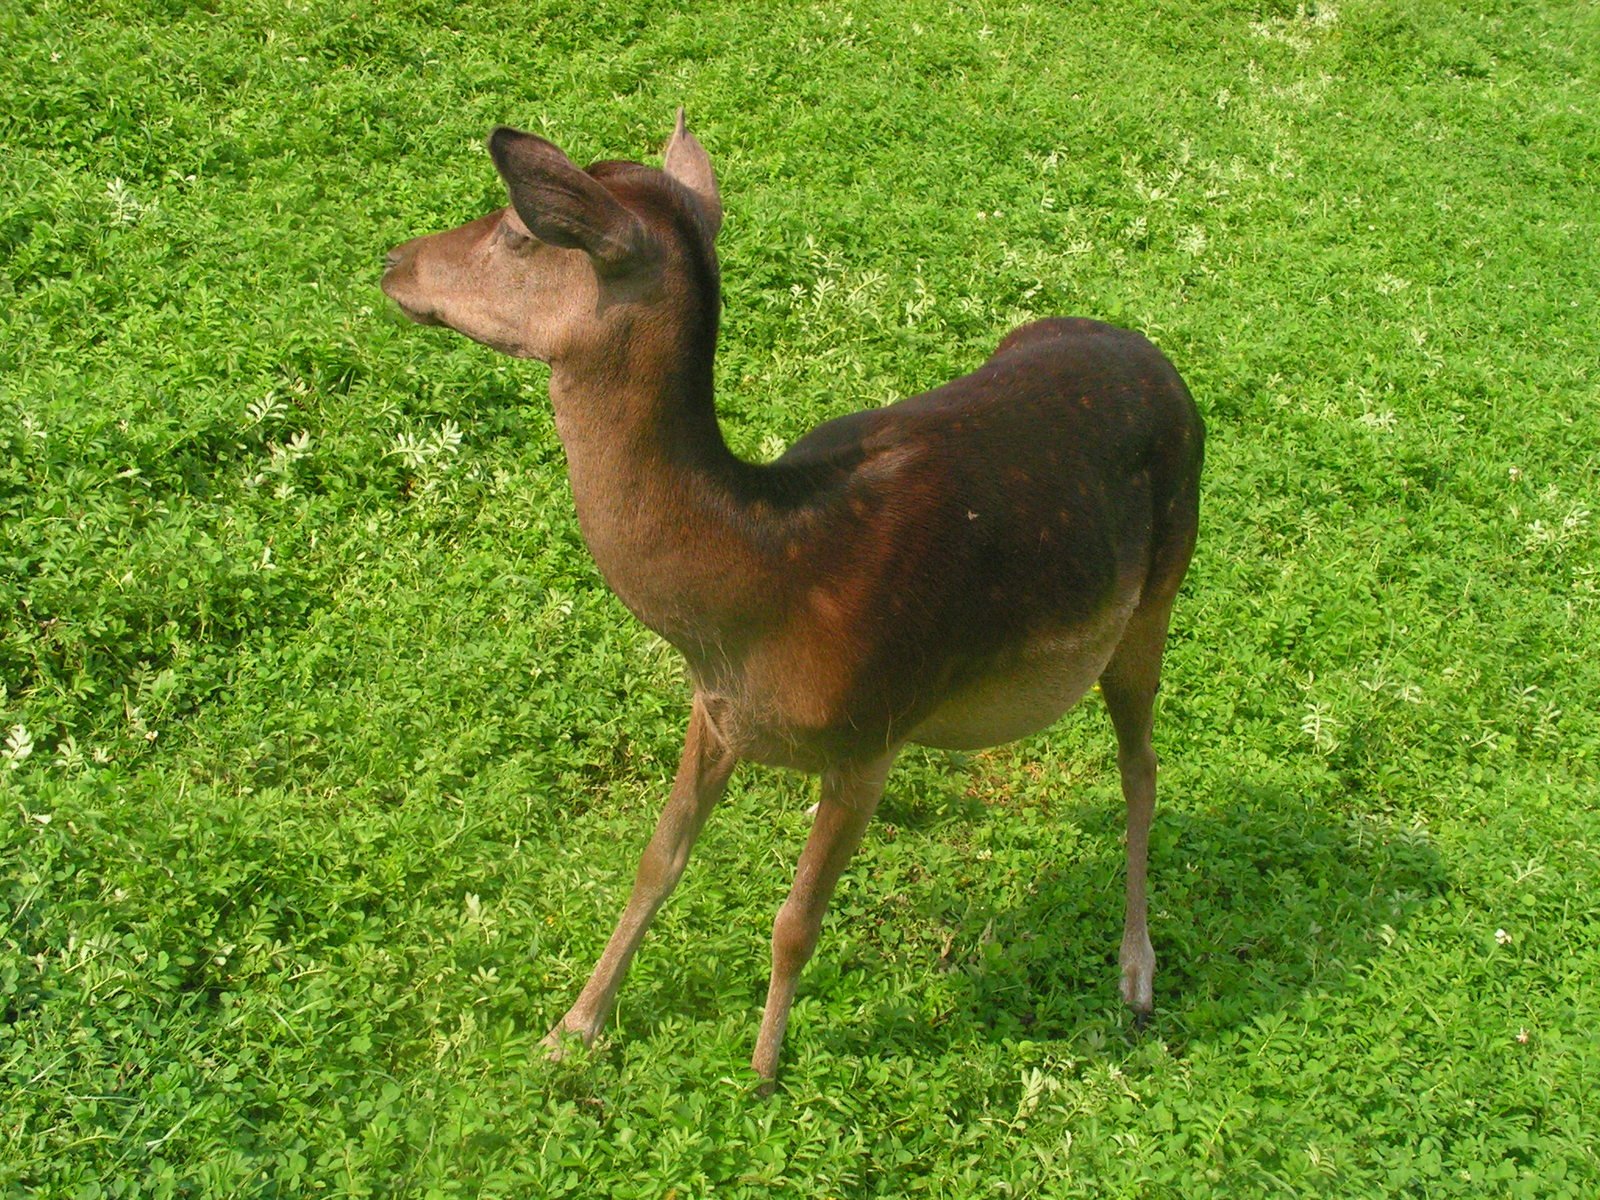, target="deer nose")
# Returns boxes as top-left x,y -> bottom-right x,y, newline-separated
383,249 -> 402,272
